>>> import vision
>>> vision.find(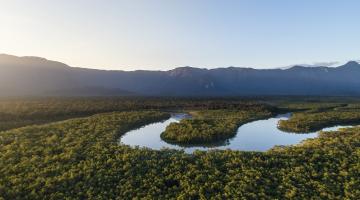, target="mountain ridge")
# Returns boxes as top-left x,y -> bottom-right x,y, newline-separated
0,54 -> 359,96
